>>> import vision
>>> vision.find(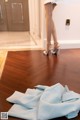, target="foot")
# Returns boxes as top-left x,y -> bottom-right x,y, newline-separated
51,47 -> 60,55
43,50 -> 49,56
